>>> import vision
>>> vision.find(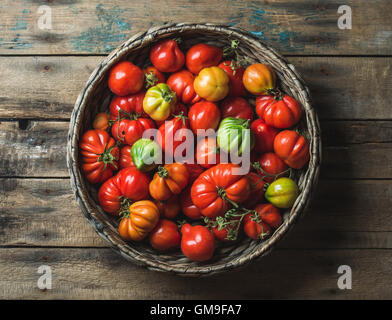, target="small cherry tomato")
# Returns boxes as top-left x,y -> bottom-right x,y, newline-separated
92,113 -> 110,131
273,130 -> 310,169
154,195 -> 181,220
250,119 -> 278,154
150,39 -> 185,73
149,219 -> 181,251
194,66 -> 229,102
180,186 -> 203,220
218,60 -> 247,97
181,223 -> 215,262
143,66 -> 165,89
196,136 -> 220,168
254,152 -> 288,183
186,43 -> 223,74
242,63 -> 276,95
253,203 -> 282,229
220,97 -> 253,121
256,93 -> 302,129
108,61 -> 144,96
265,177 -> 299,209
243,213 -> 272,240
188,101 -> 221,135
167,69 -> 201,104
